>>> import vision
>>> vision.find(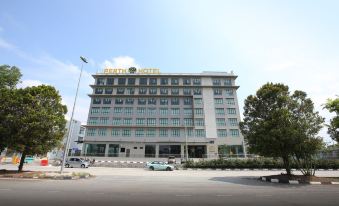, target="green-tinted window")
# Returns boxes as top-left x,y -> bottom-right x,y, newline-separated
217,129 -> 227,137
